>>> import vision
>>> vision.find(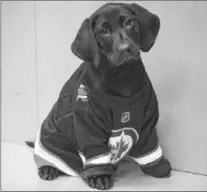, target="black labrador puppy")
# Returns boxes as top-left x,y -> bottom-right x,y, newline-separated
26,3 -> 171,190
